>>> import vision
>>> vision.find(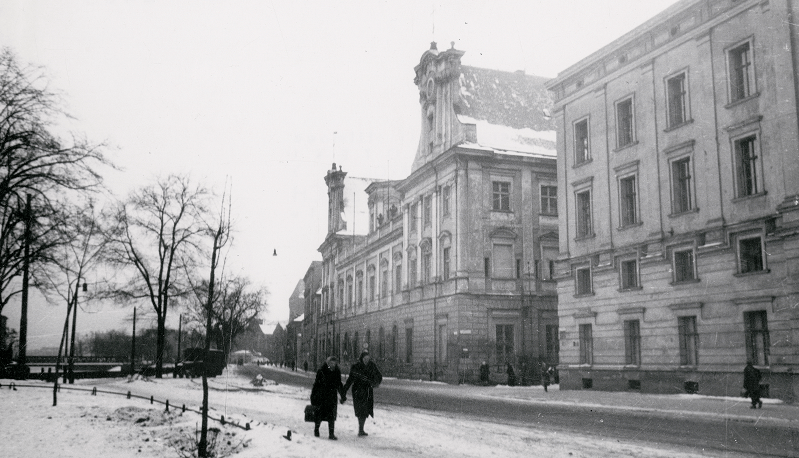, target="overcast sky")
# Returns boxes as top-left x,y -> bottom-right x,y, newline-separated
0,0 -> 679,349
